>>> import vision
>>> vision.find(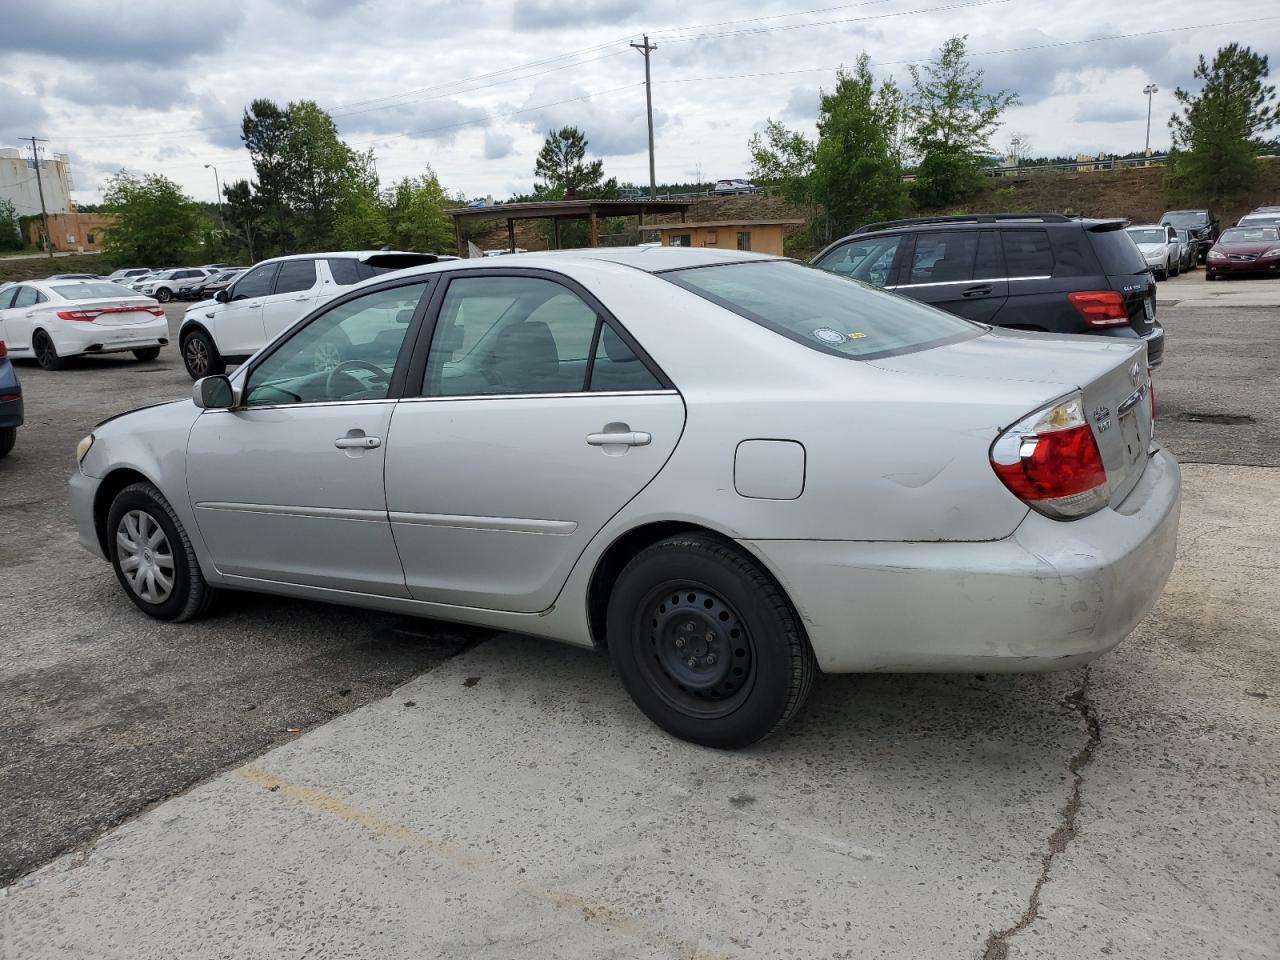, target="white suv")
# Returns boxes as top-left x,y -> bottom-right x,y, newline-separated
135,268 -> 213,303
178,251 -> 451,379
